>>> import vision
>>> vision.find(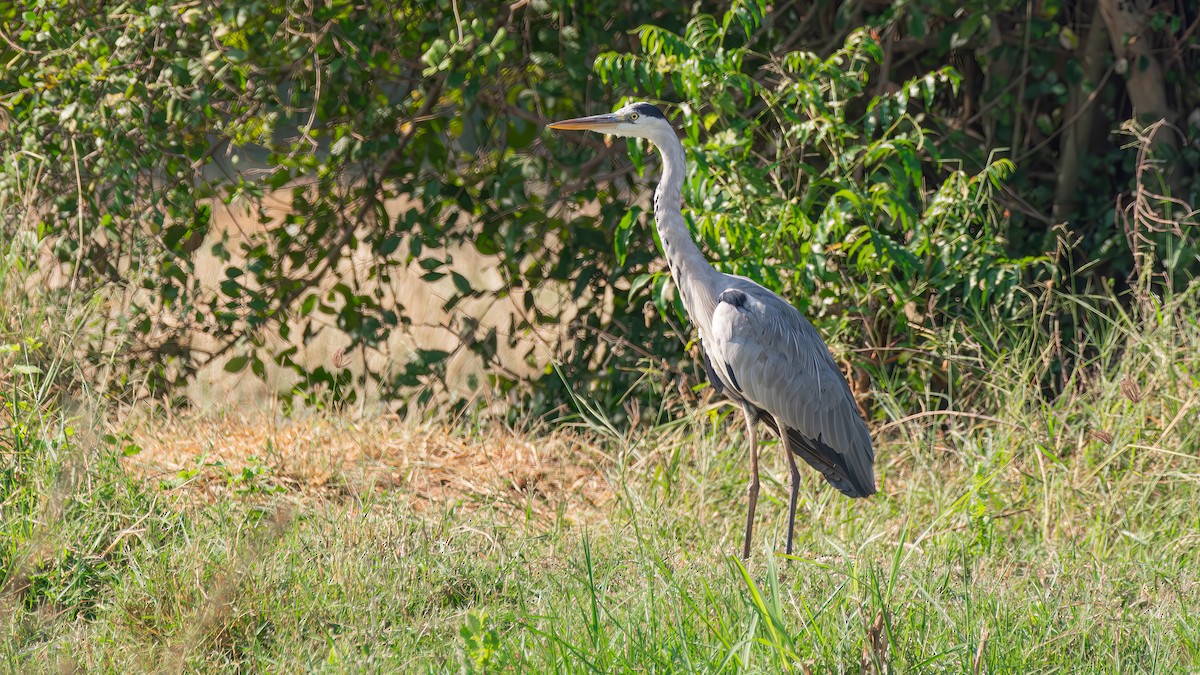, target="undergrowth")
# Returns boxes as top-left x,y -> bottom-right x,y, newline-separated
2,119 -> 1198,669
3,239 -> 1199,671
